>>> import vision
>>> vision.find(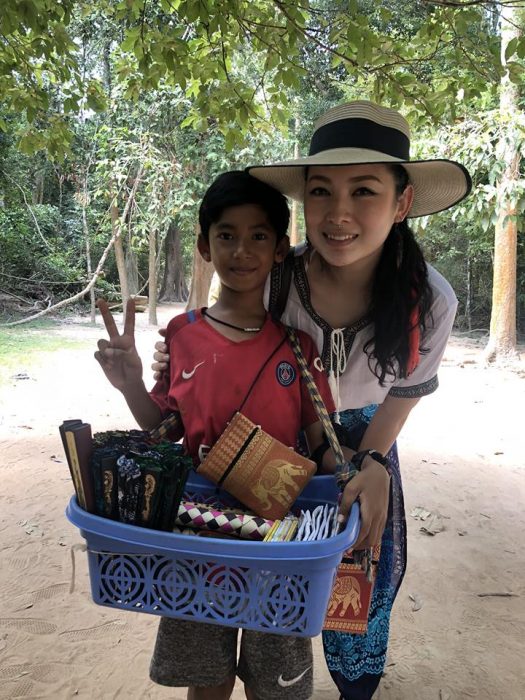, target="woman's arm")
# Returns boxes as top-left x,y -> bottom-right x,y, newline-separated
152,332 -> 169,381
359,394 -> 420,455
338,394 -> 420,548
